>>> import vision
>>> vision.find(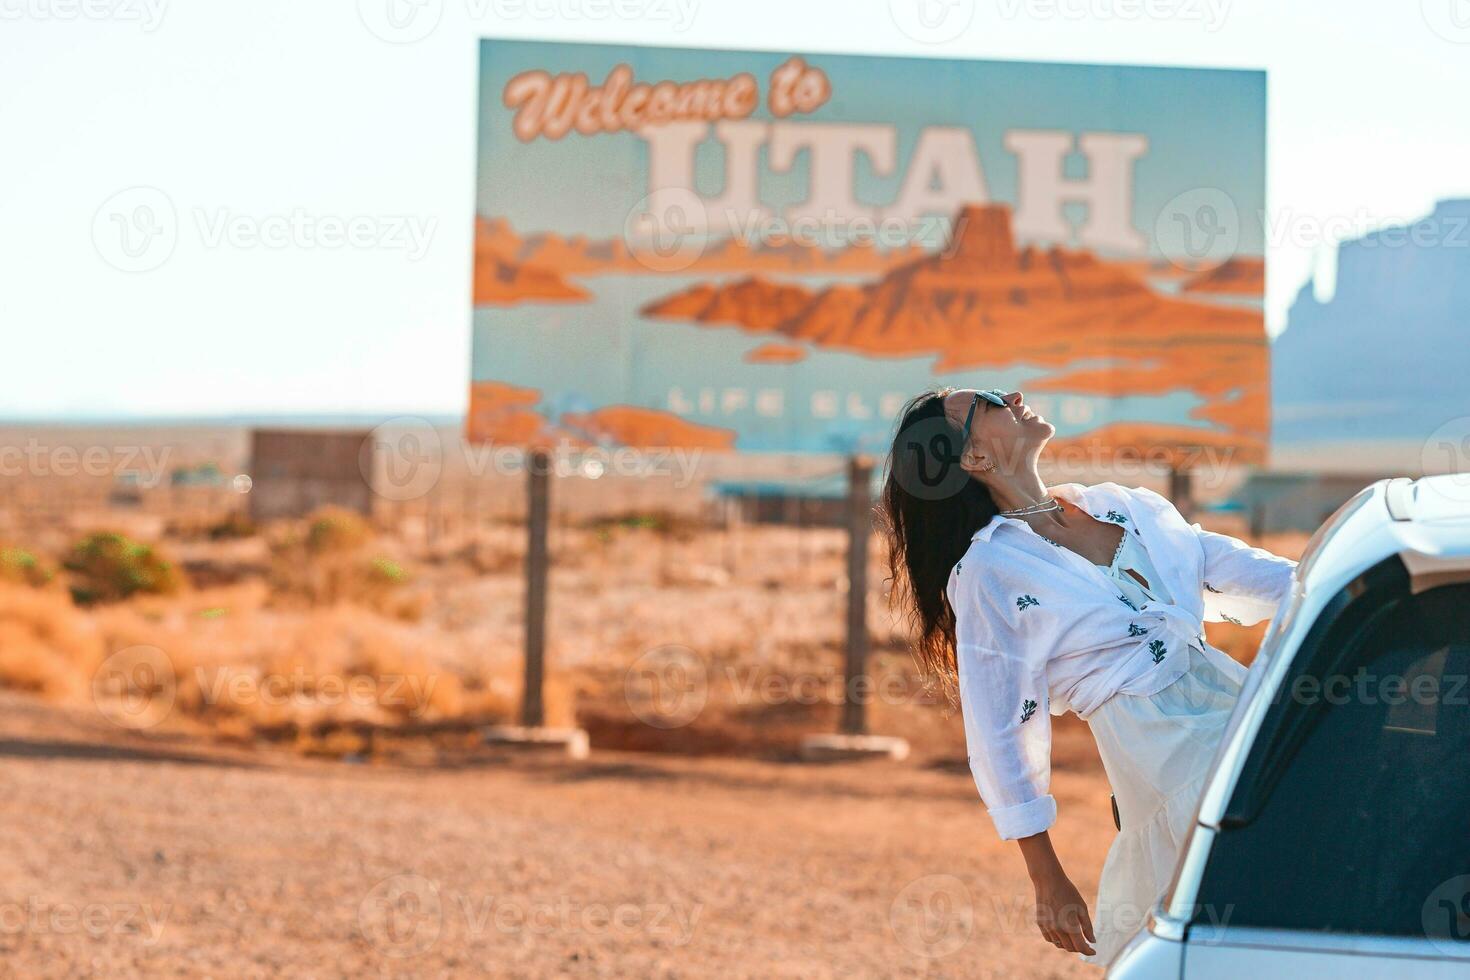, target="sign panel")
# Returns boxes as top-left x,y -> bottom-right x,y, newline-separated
470,40 -> 1267,464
